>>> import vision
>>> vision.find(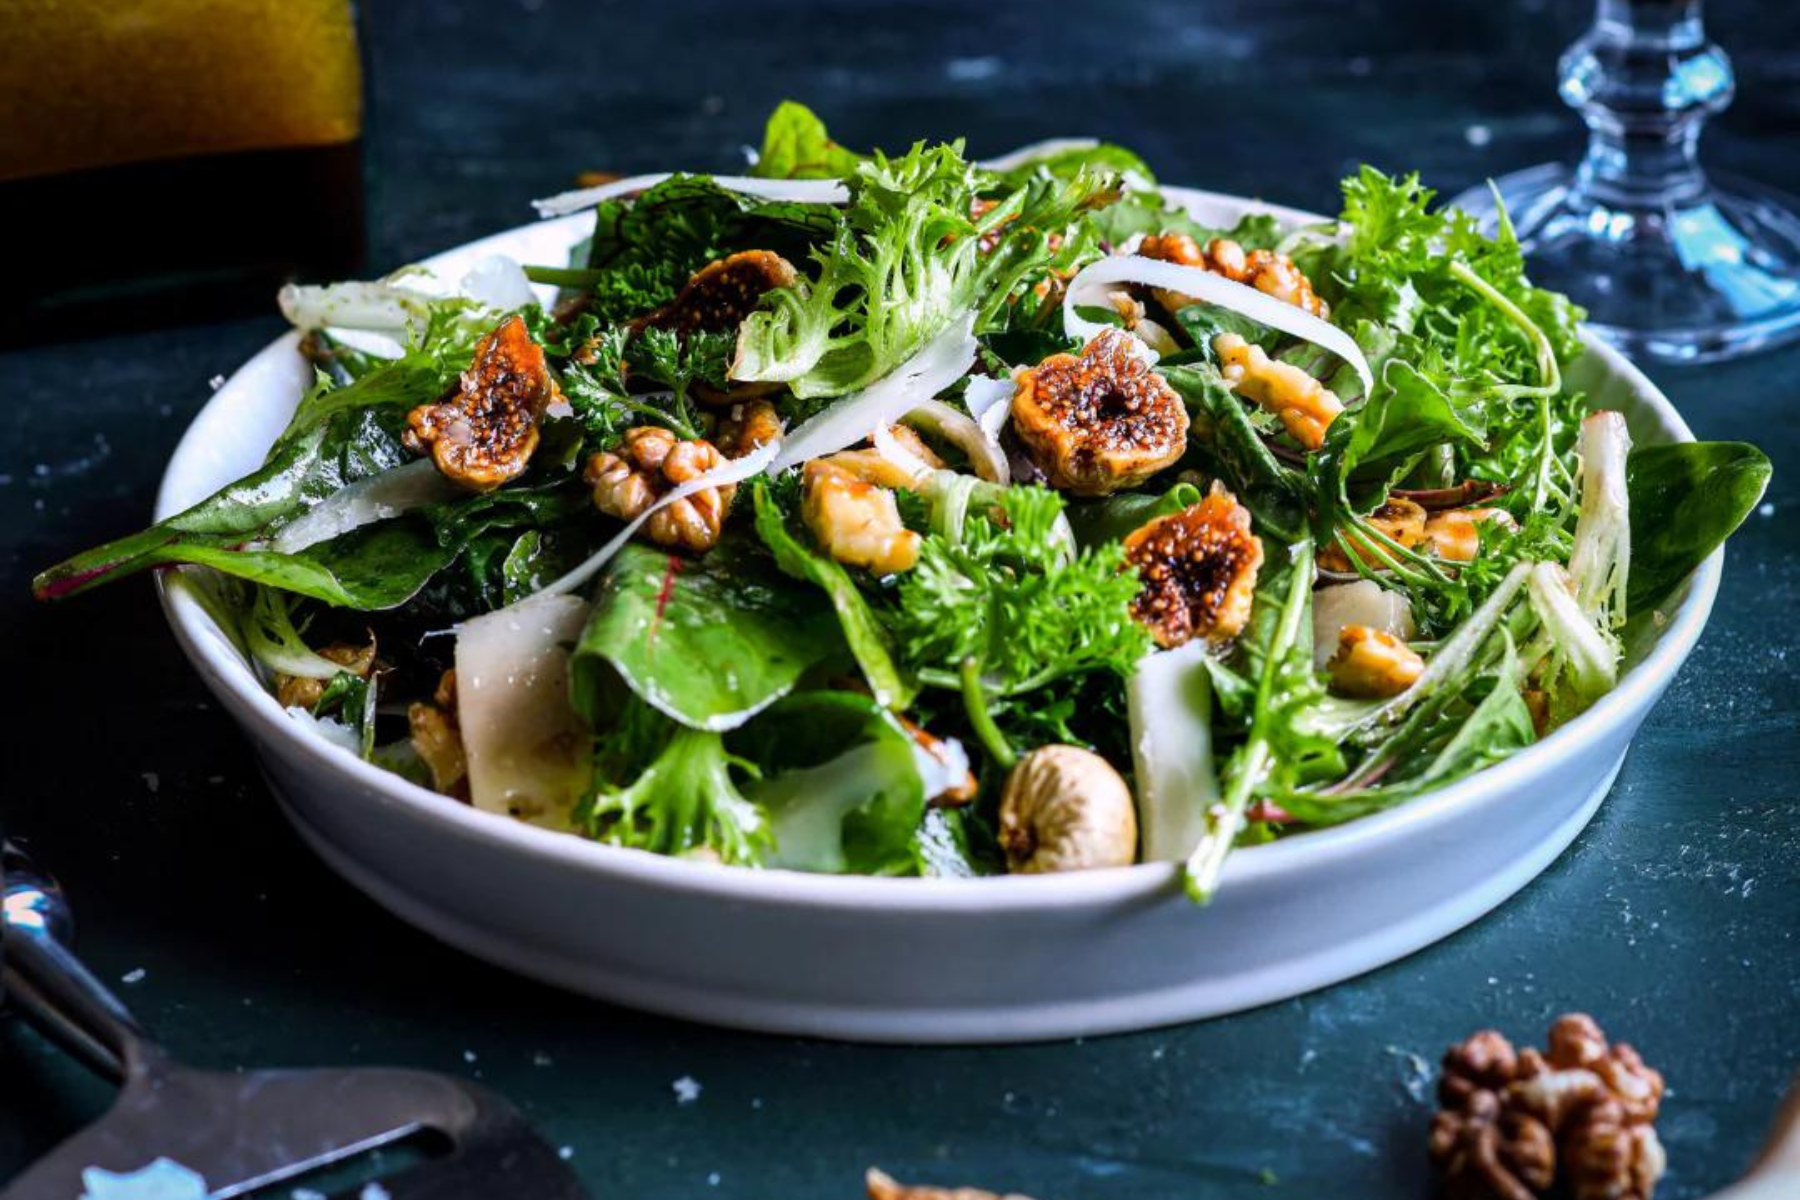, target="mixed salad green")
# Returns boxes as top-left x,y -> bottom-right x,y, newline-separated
35,103 -> 1769,900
